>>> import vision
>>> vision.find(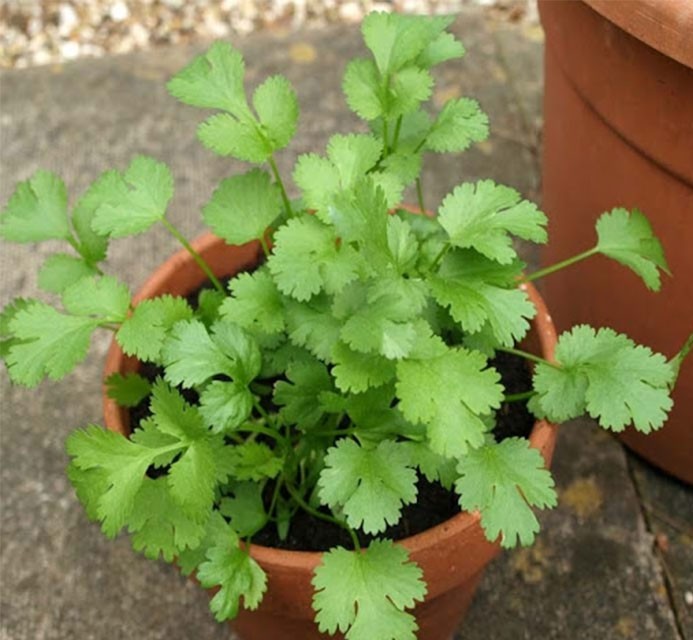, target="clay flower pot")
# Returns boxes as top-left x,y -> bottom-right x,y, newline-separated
539,0 -> 693,484
103,233 -> 559,640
